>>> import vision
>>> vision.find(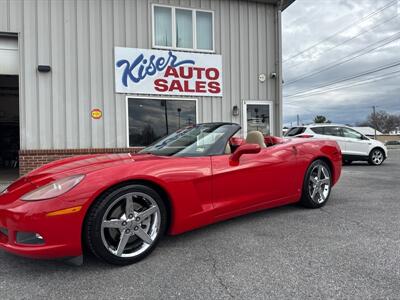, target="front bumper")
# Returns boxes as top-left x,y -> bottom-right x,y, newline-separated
383,146 -> 389,159
0,196 -> 85,259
